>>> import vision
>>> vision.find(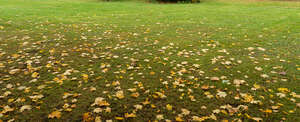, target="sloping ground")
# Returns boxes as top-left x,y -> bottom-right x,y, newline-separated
0,0 -> 299,121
